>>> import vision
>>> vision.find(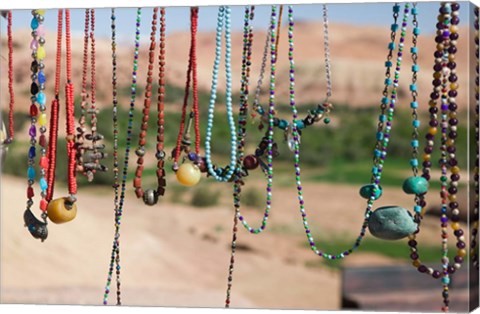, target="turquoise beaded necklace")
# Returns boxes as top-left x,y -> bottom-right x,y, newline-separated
204,6 -> 237,182
287,3 -> 413,260
103,8 -> 142,305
